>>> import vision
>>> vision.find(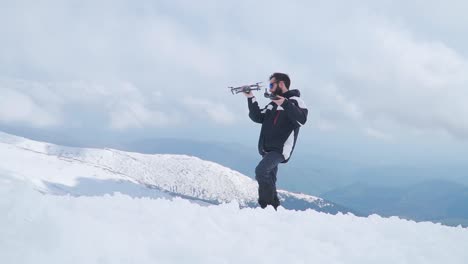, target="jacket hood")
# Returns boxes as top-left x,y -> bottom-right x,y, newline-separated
283,89 -> 300,98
